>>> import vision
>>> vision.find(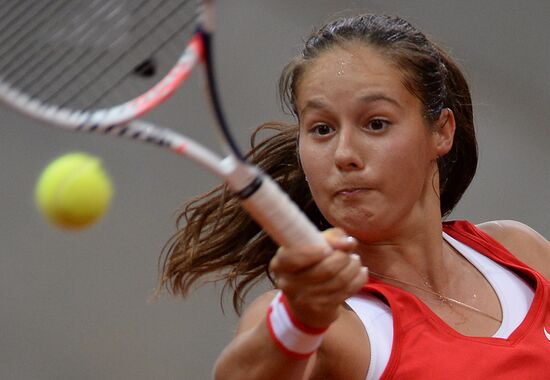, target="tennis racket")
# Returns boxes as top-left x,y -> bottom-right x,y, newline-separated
0,0 -> 325,247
